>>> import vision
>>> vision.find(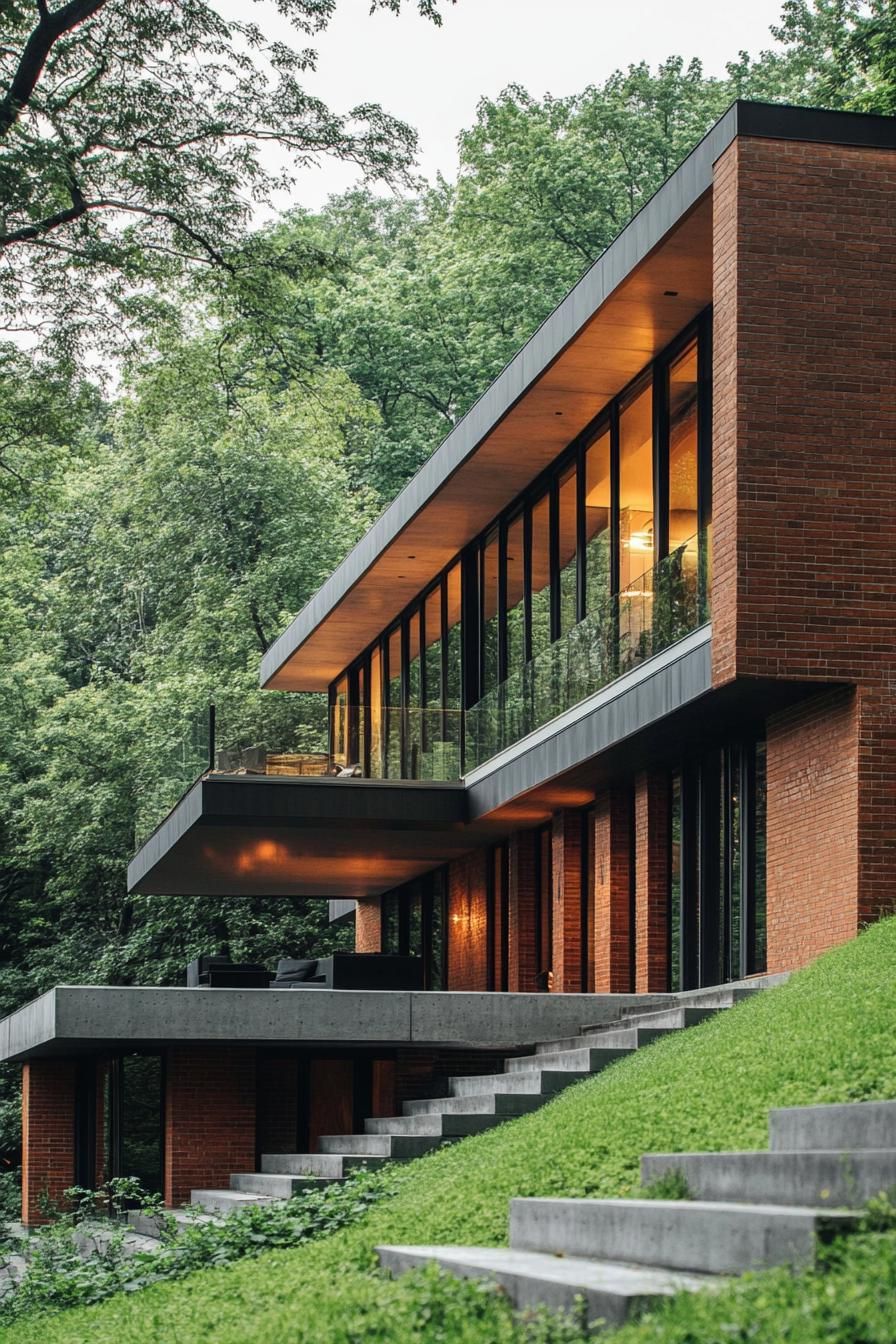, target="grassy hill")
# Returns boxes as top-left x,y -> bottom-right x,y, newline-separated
5,917 -> 896,1344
